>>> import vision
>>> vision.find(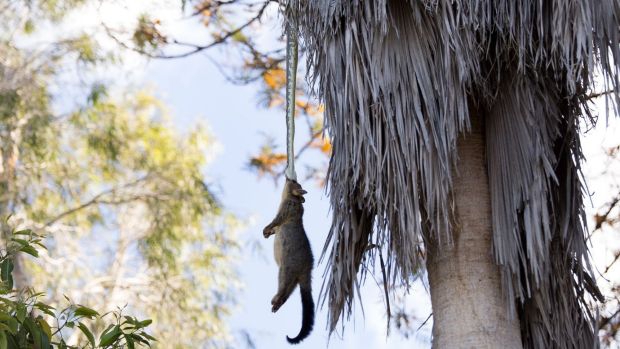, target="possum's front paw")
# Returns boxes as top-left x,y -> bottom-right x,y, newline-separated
263,226 -> 274,238
271,295 -> 284,312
